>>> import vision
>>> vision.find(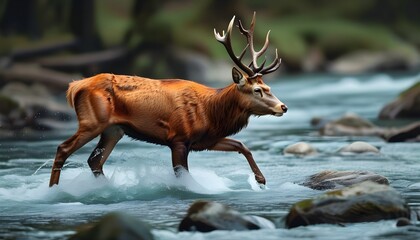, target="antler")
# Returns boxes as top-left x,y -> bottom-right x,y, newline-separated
214,12 -> 281,77
214,16 -> 254,77
238,12 -> 281,75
